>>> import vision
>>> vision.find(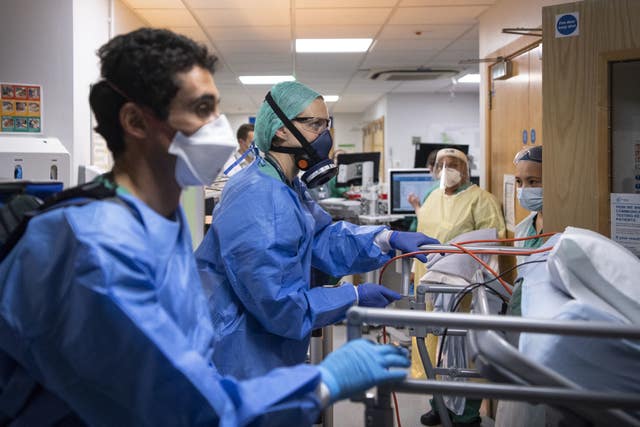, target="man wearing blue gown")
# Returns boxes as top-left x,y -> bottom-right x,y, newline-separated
0,28 -> 410,426
196,80 -> 439,379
